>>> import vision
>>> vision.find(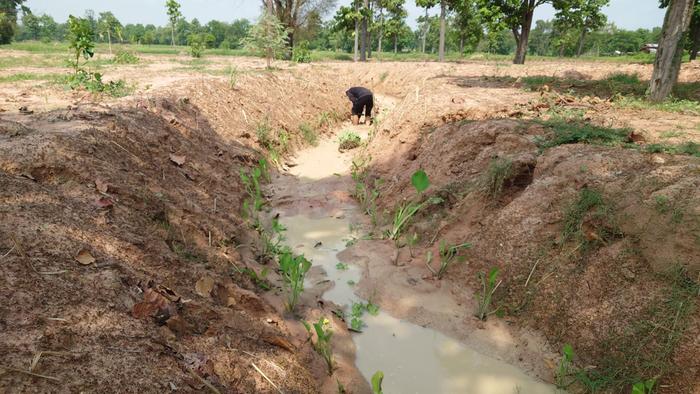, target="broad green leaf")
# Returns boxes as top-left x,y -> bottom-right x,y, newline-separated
562,343 -> 574,360
411,169 -> 430,193
371,371 -> 384,394
488,267 -> 499,285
